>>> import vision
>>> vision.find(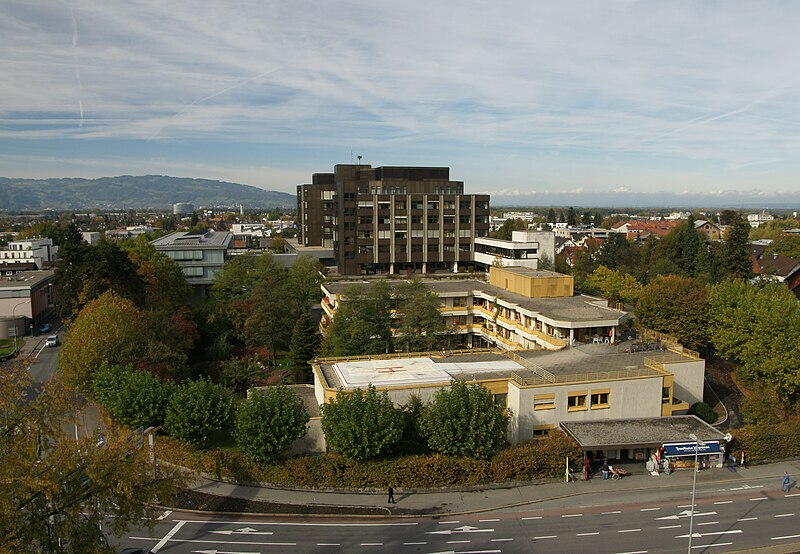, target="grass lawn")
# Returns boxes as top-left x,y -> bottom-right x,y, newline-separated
0,338 -> 18,357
